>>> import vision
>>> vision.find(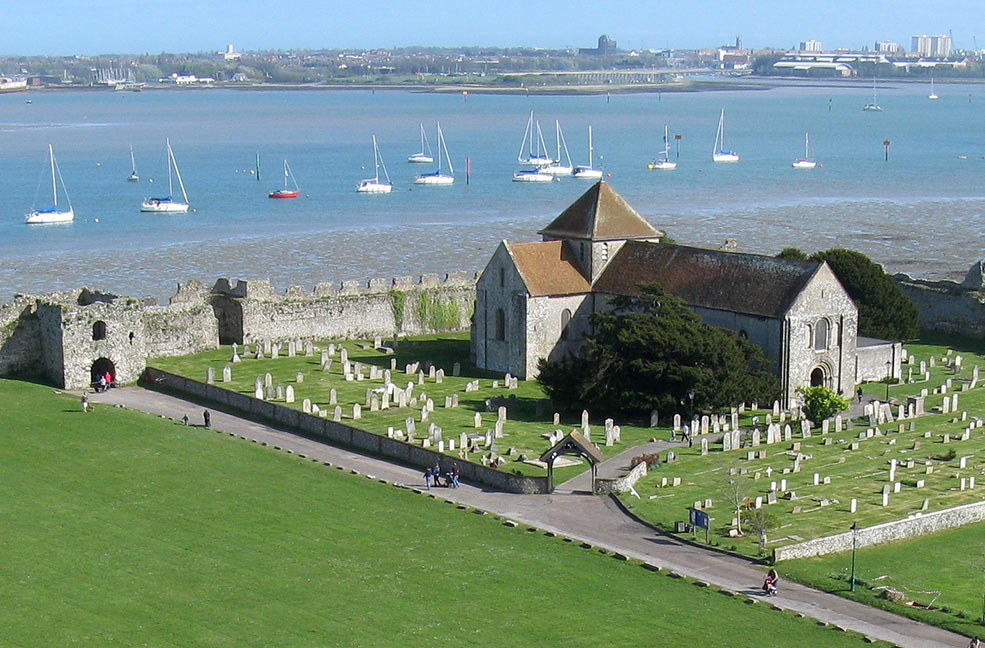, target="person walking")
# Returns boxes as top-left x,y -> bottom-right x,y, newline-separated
451,463 -> 460,488
203,409 -> 211,429
81,391 -> 89,413
424,467 -> 433,490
